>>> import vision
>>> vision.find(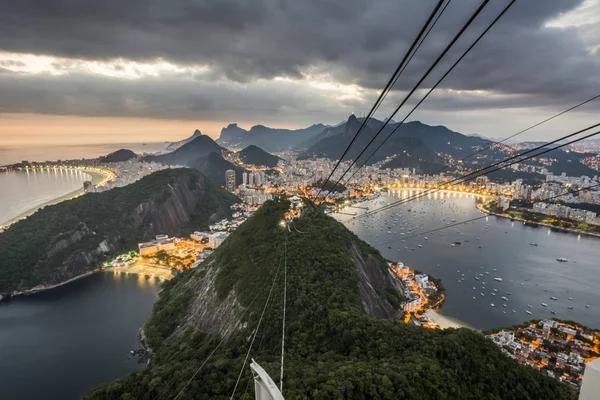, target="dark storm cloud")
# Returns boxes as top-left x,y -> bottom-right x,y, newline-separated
0,0 -> 599,121
0,68 -> 360,124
